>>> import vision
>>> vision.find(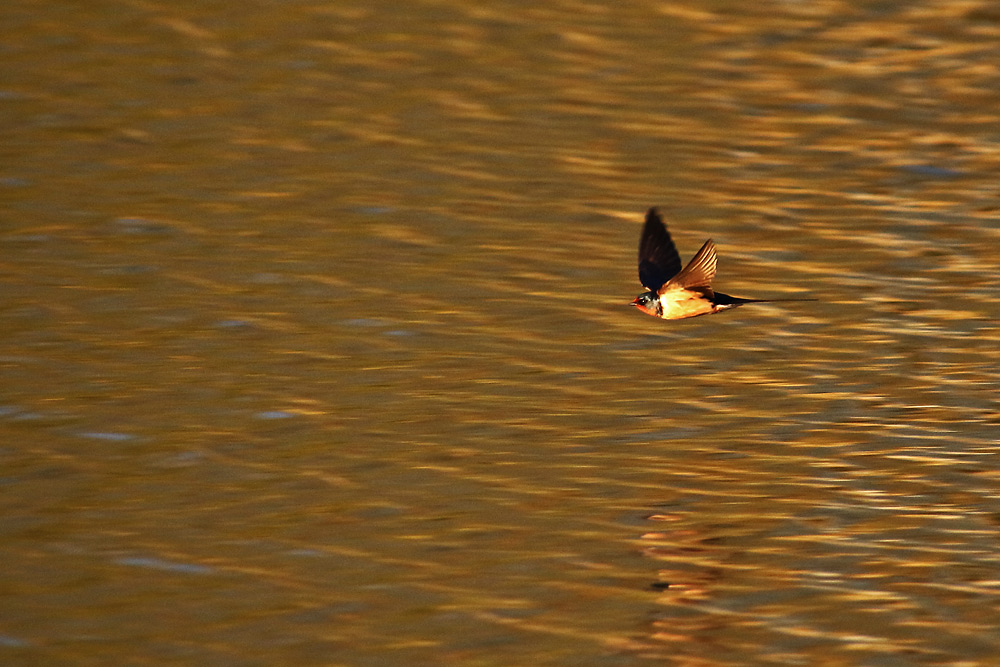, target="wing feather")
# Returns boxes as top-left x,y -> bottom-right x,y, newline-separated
637,208 -> 682,292
661,239 -> 717,296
